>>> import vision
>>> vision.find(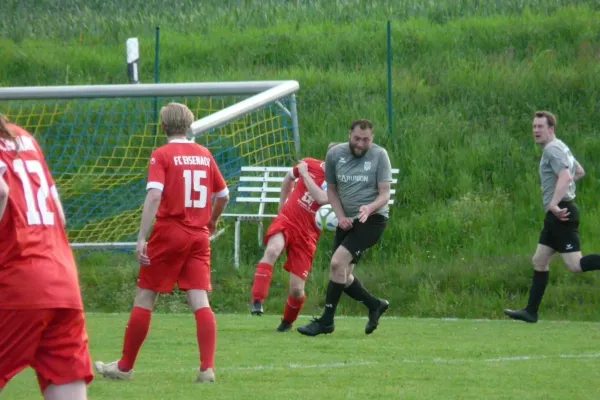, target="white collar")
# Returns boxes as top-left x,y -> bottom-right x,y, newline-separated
169,138 -> 193,144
